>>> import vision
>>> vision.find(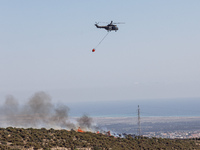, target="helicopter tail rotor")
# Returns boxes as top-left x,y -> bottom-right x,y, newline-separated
95,22 -> 99,27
